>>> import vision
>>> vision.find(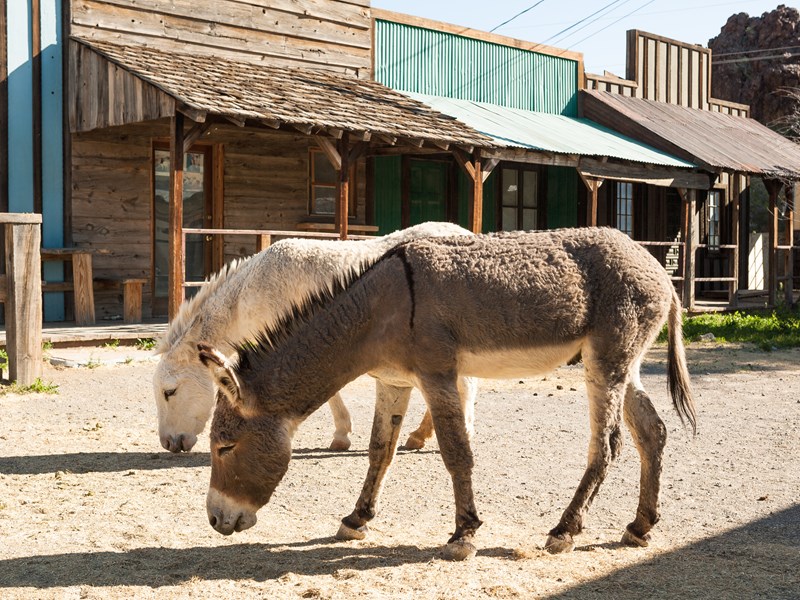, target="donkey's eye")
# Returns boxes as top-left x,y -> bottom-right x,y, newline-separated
164,388 -> 177,401
217,444 -> 235,457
